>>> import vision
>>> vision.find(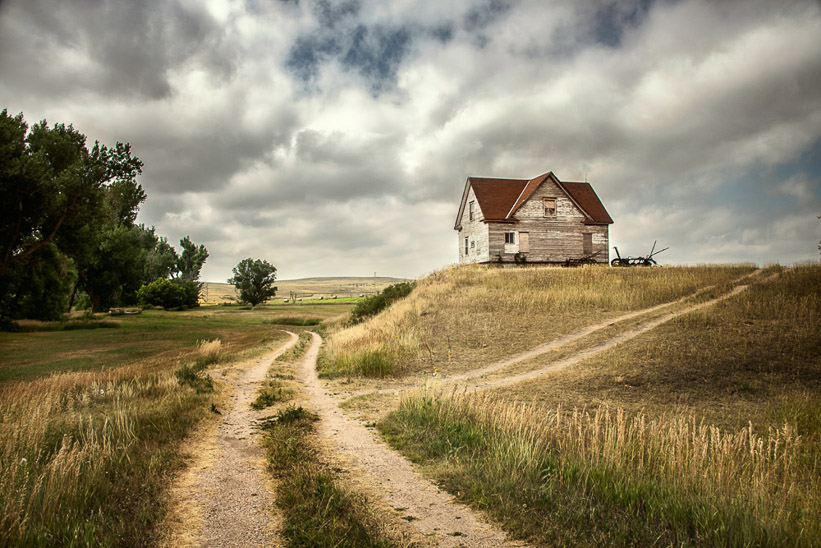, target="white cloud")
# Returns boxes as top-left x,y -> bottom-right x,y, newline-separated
1,0 -> 820,280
